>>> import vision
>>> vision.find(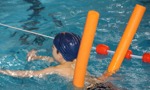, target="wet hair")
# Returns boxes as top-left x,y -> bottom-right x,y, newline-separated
87,82 -> 119,90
